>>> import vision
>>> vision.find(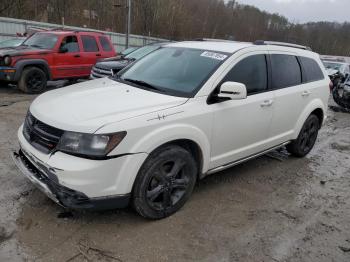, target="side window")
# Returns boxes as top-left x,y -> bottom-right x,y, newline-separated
99,36 -> 112,51
81,35 -> 99,52
271,54 -> 302,89
299,56 -> 324,82
59,35 -> 79,52
223,54 -> 268,95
